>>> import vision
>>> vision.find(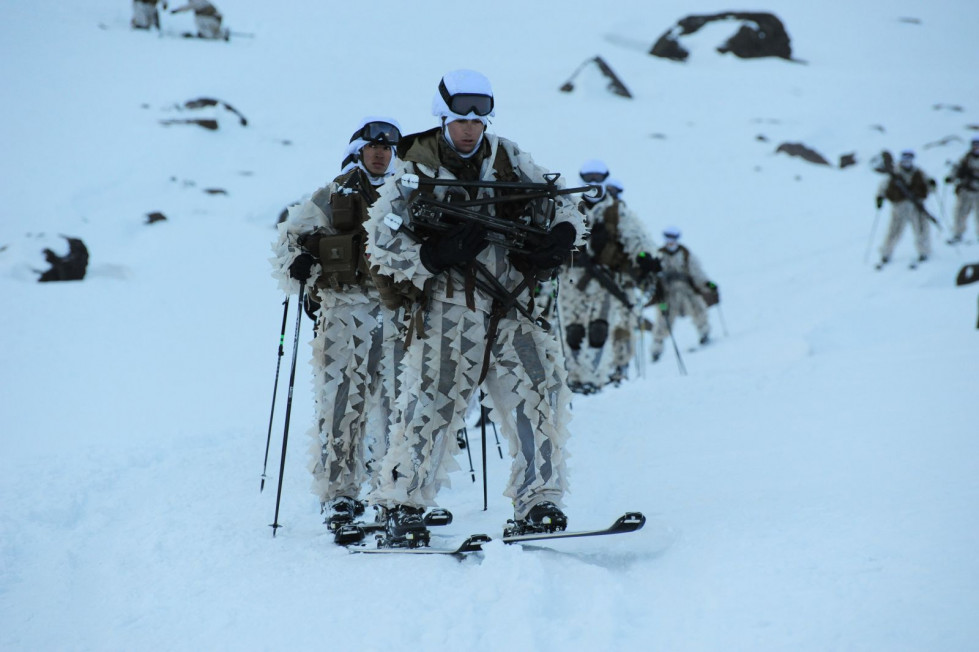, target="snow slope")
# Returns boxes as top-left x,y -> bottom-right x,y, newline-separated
1,1 -> 977,650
